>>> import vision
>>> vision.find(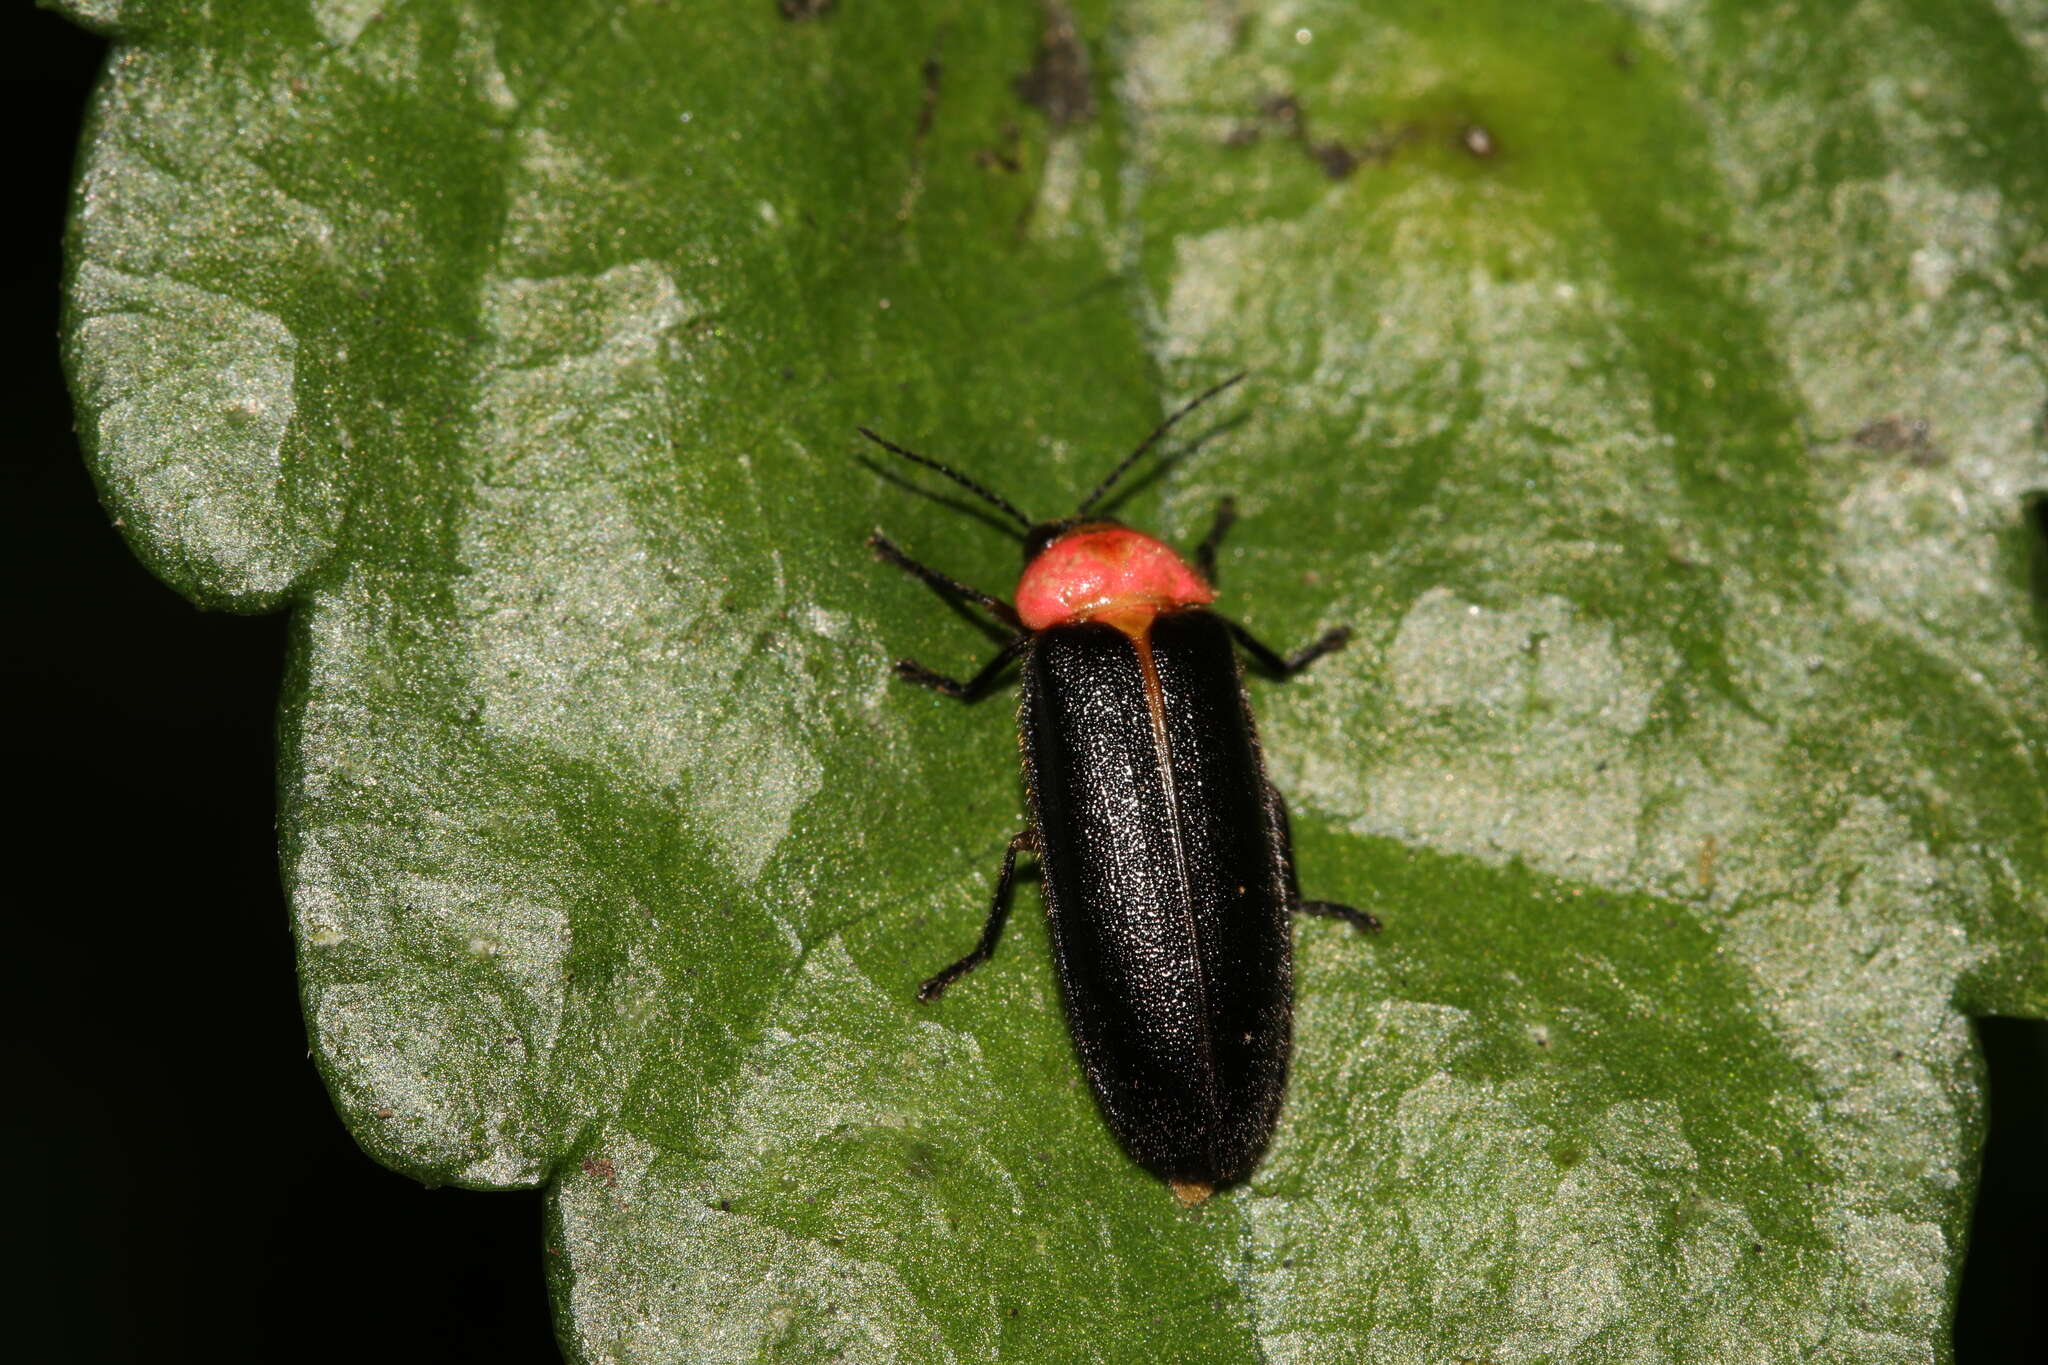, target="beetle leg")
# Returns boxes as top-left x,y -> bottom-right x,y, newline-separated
918,829 -> 1040,1001
1270,784 -> 1380,933
1224,618 -> 1352,679
869,533 -> 1023,630
1194,496 -> 1238,585
894,635 -> 1027,702
1297,899 -> 1381,932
